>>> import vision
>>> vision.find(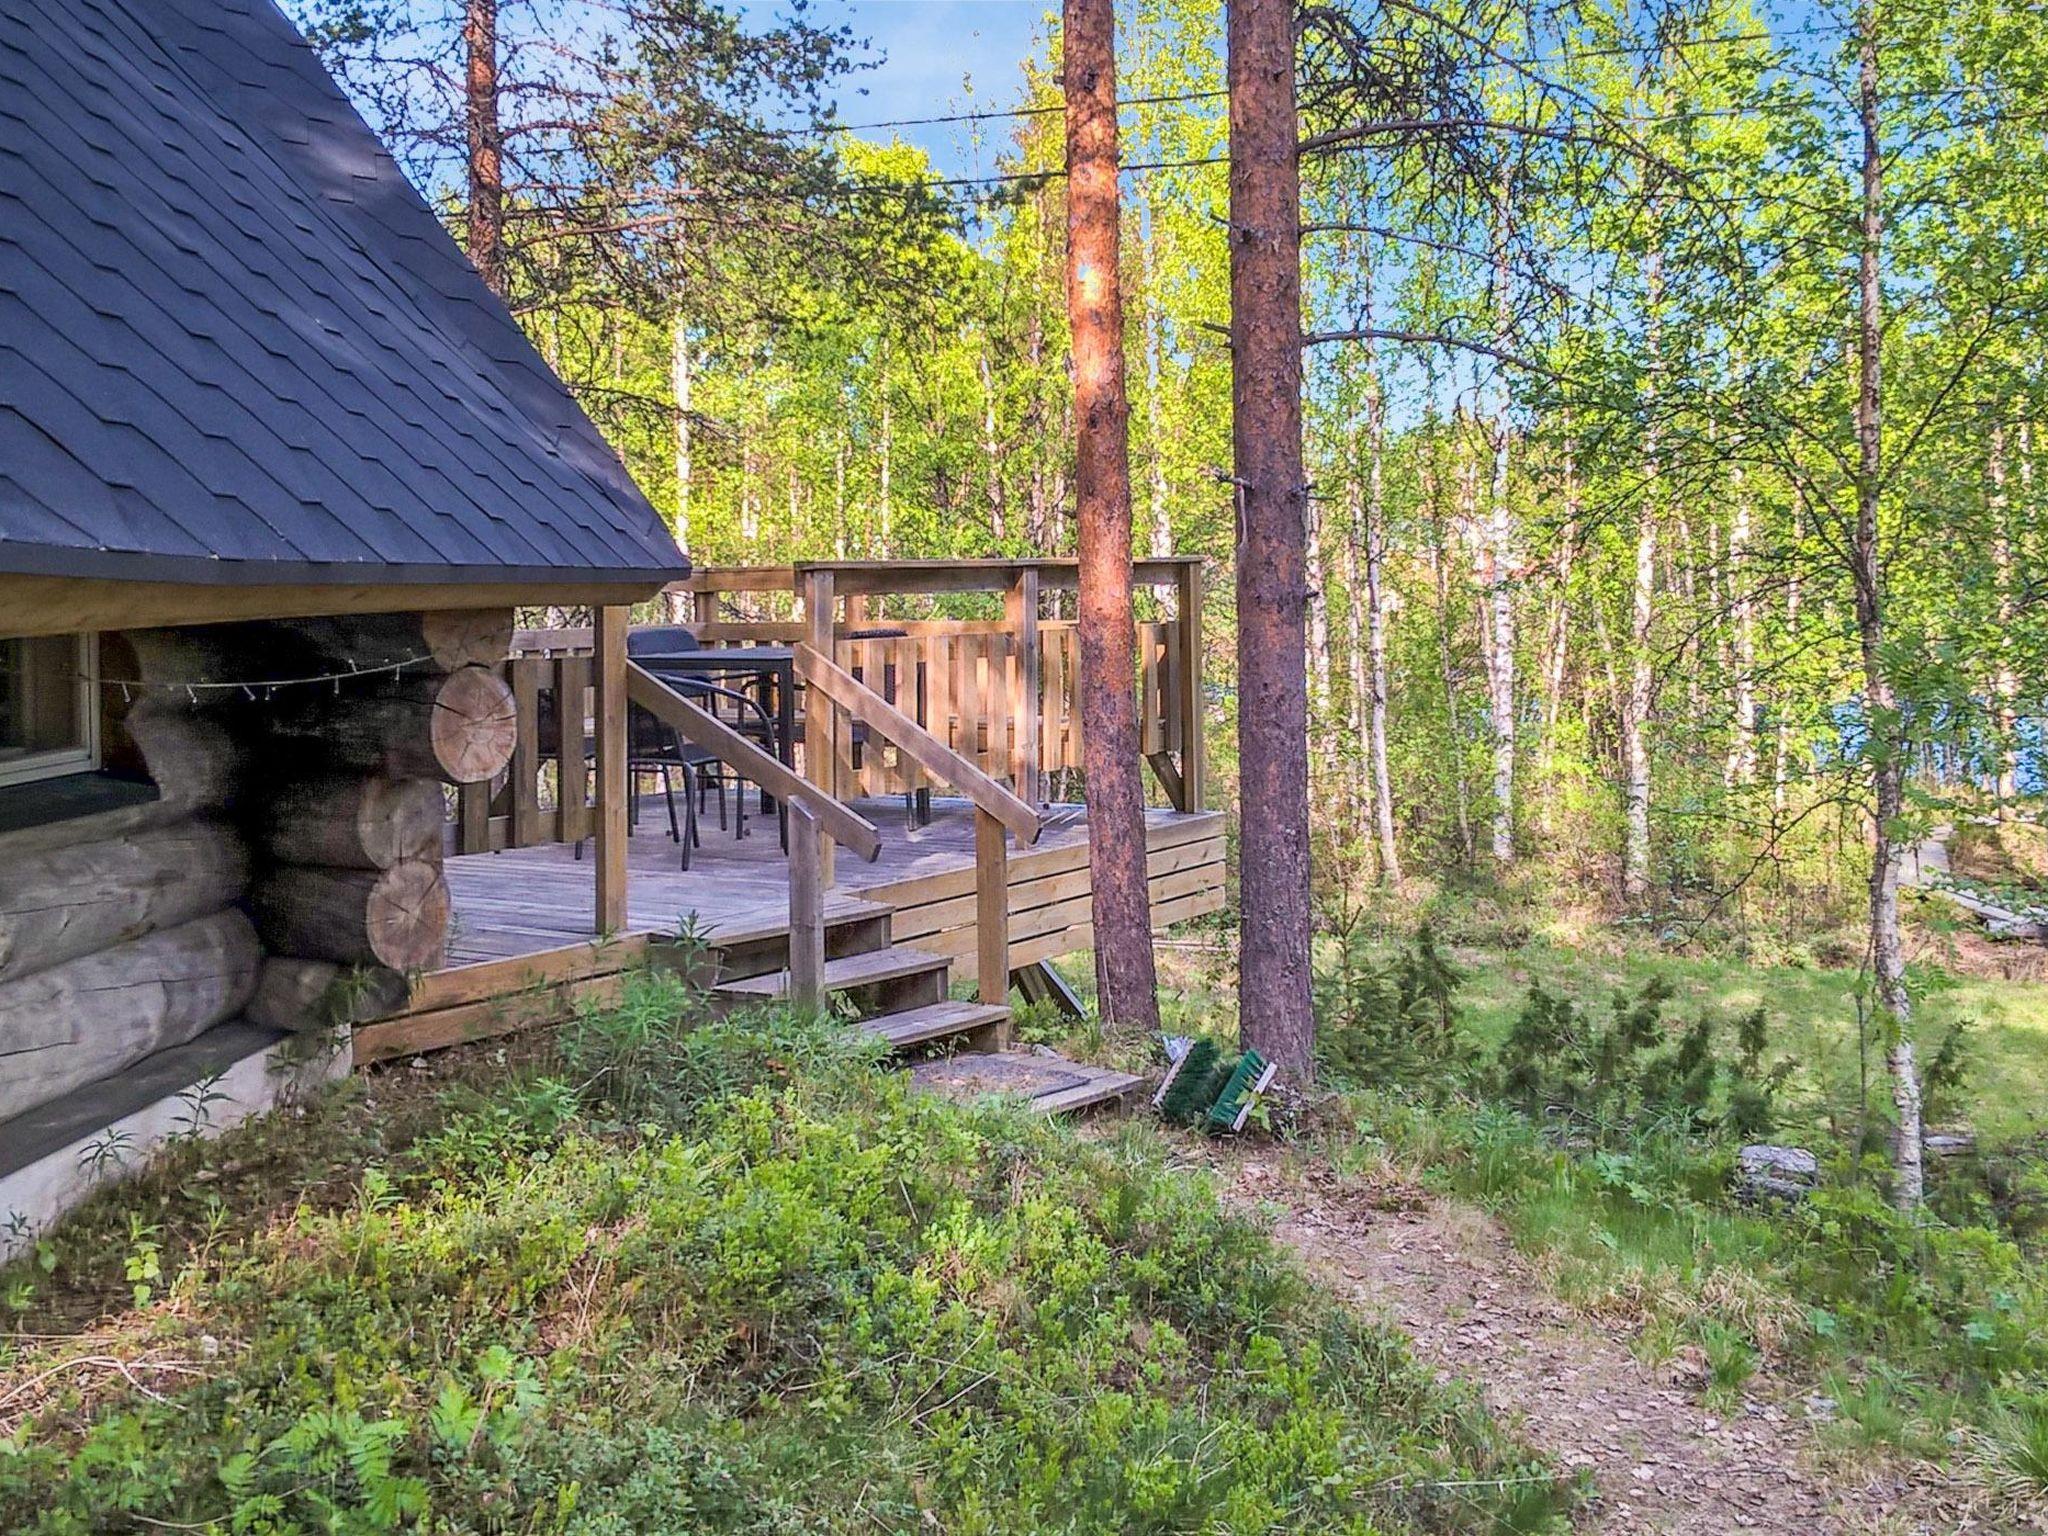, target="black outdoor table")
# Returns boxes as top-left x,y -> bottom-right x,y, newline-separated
637,646 -> 797,848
